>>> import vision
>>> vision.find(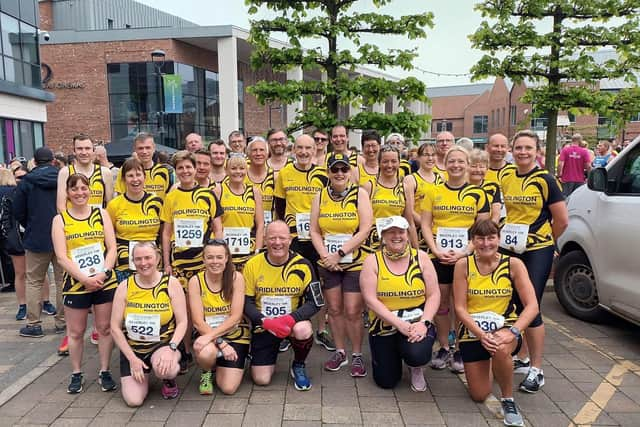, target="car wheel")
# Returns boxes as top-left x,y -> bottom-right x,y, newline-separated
553,250 -> 606,323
